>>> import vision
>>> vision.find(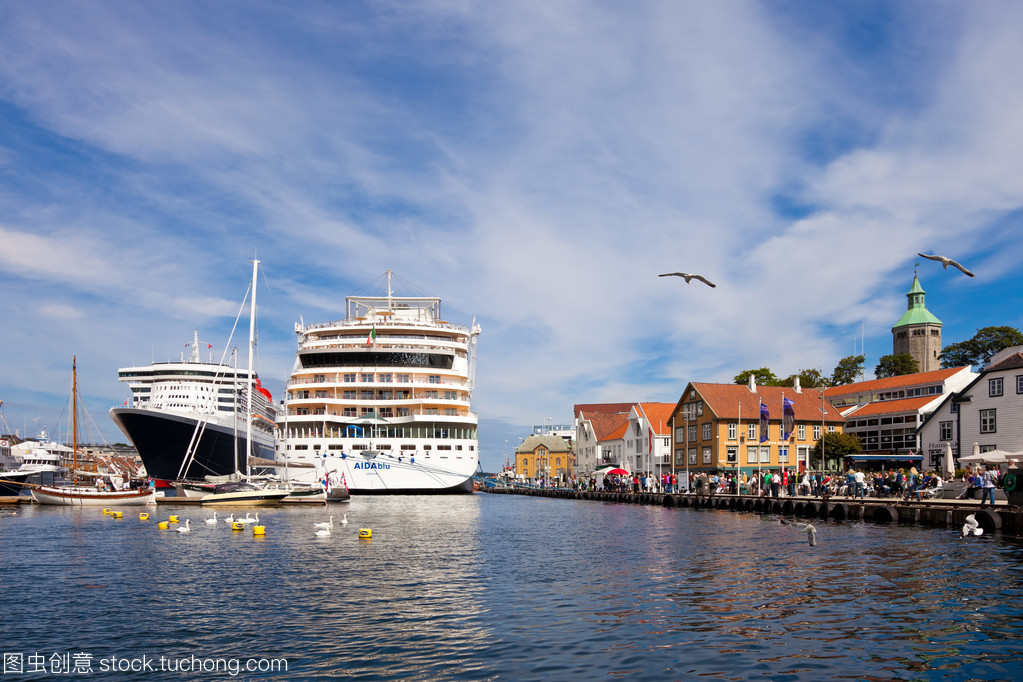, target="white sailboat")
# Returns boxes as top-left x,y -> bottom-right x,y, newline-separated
197,259 -> 288,507
31,358 -> 156,507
